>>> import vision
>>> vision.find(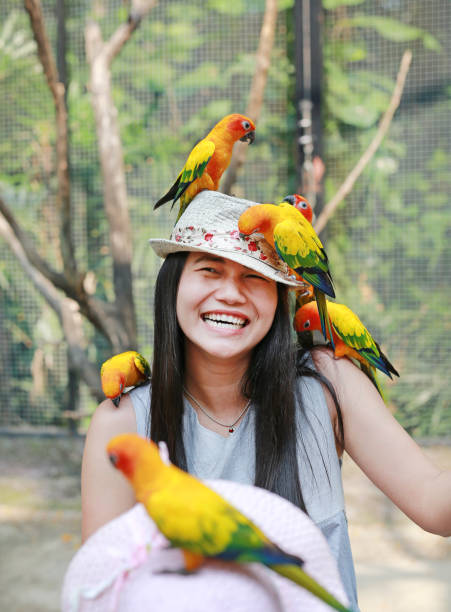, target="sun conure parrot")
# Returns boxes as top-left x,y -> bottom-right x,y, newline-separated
154,114 -> 256,220
107,433 -> 353,612
238,202 -> 335,348
283,194 -> 313,223
281,194 -> 316,345
294,300 -> 399,397
100,351 -> 150,407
